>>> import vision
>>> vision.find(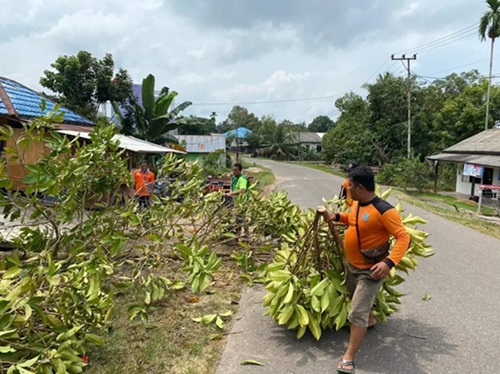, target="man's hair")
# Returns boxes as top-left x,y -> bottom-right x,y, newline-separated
141,160 -> 148,165
233,163 -> 243,171
348,166 -> 375,192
